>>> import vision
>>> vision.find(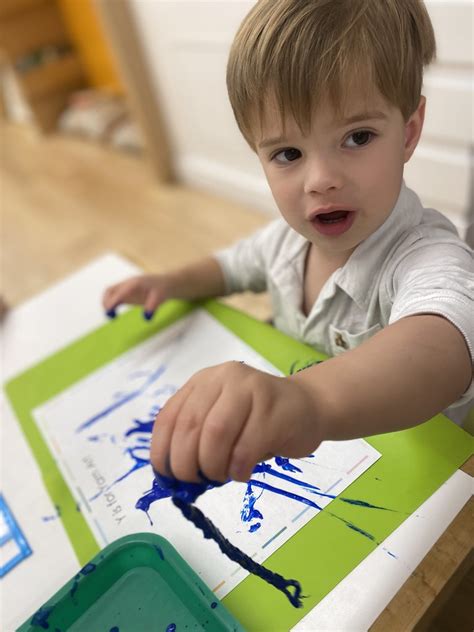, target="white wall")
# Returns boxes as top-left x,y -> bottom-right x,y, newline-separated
130,0 -> 473,235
